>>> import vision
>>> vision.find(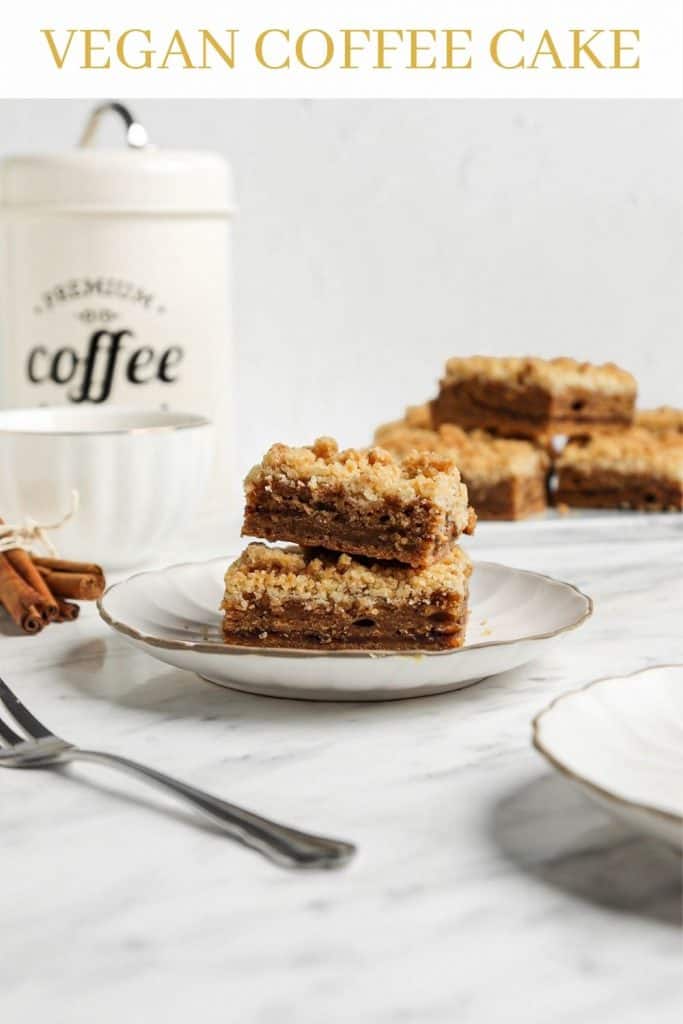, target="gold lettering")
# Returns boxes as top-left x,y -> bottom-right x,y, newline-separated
612,28 -> 640,69
374,29 -> 404,70
342,28 -> 370,69
255,28 -> 290,69
571,29 -> 606,69
41,28 -> 77,69
490,28 -> 525,69
530,30 -> 564,70
159,29 -> 195,70
38,23 -> 641,76
444,28 -> 472,69
408,29 -> 436,70
116,29 -> 152,70
295,29 -> 334,70
200,29 -> 237,69
82,29 -> 111,70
